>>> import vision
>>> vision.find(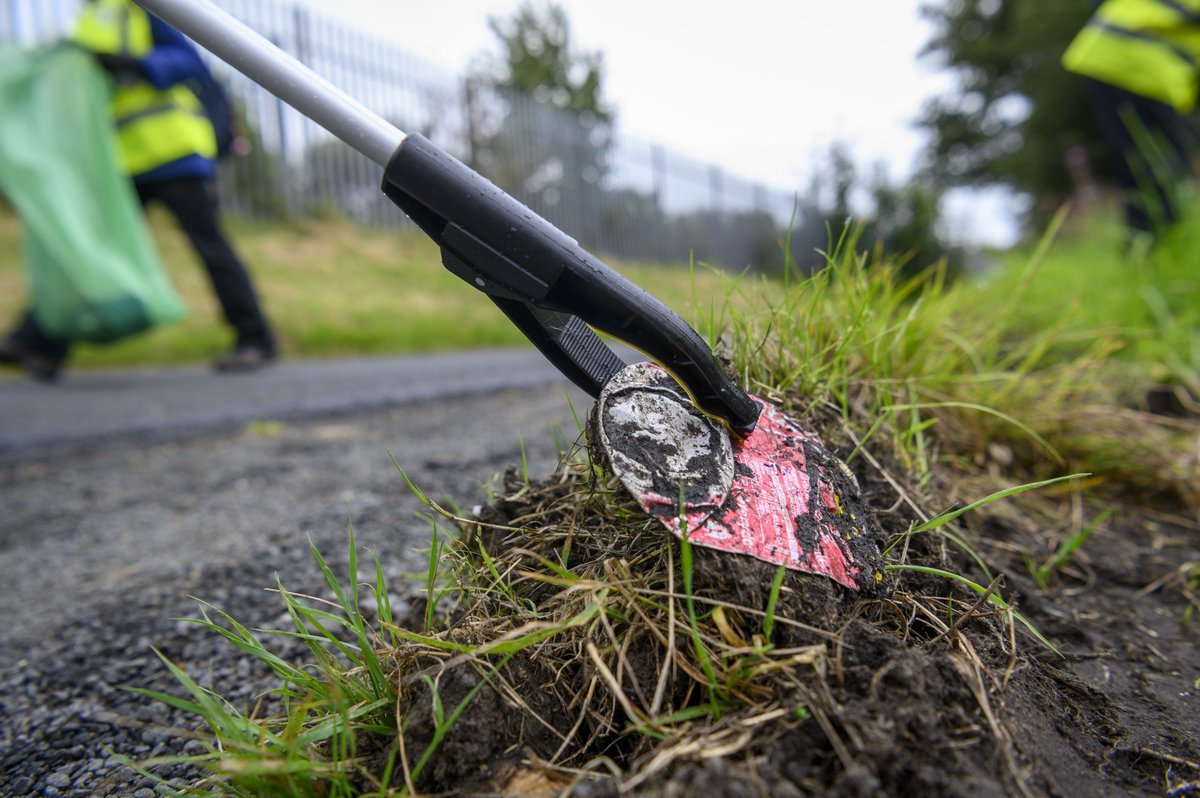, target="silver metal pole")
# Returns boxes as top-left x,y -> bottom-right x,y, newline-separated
134,0 -> 404,168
